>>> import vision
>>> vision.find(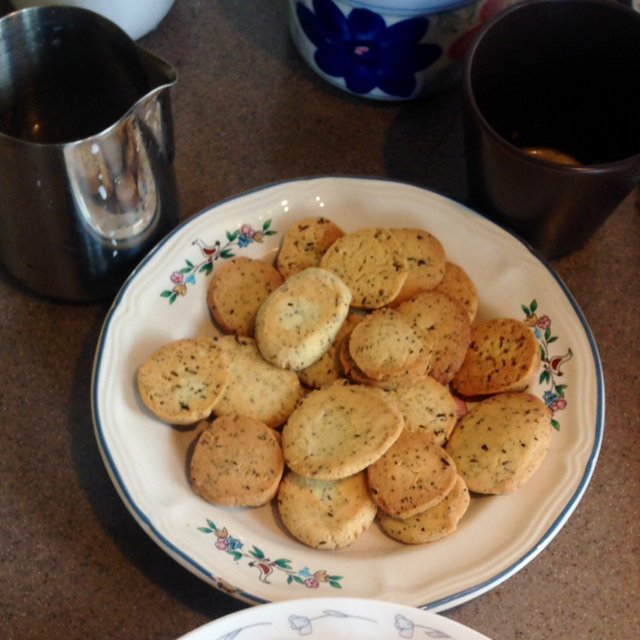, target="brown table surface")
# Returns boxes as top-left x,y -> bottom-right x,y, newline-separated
1,1 -> 639,639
